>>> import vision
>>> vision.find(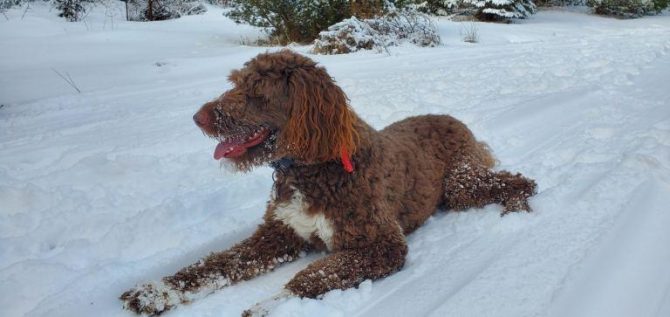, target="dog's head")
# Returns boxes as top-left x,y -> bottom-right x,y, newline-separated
193,50 -> 359,171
